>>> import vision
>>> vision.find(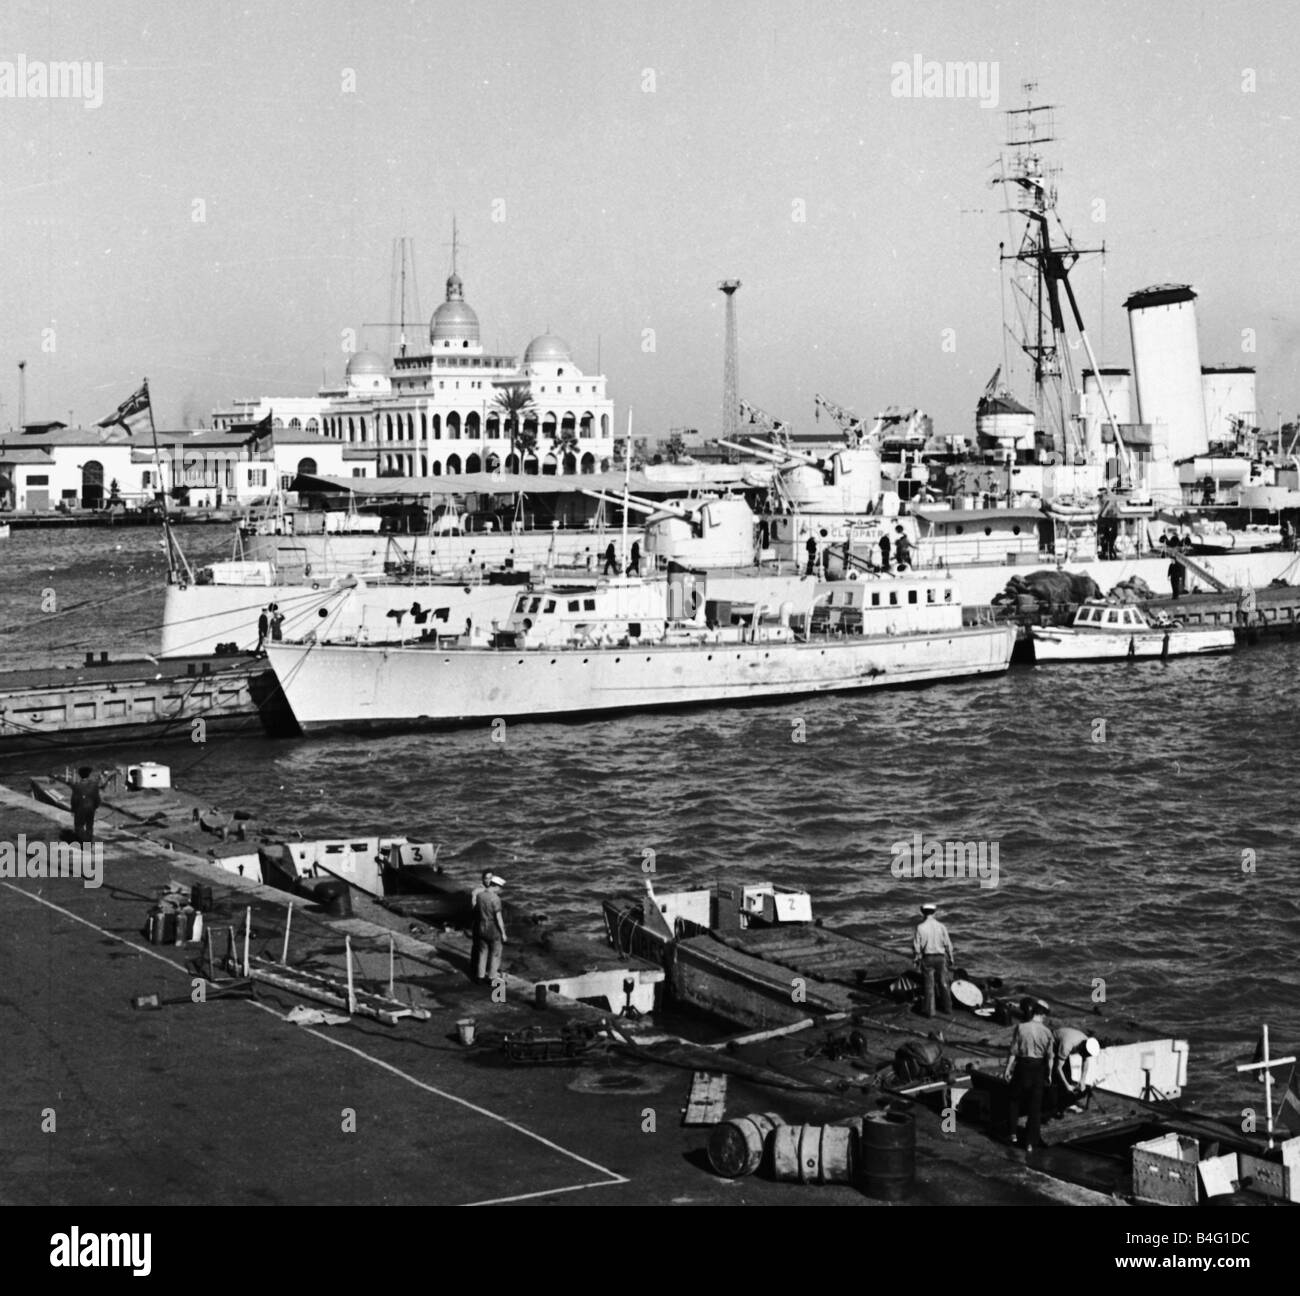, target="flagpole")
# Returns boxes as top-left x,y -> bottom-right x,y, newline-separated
143,380 -> 189,586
